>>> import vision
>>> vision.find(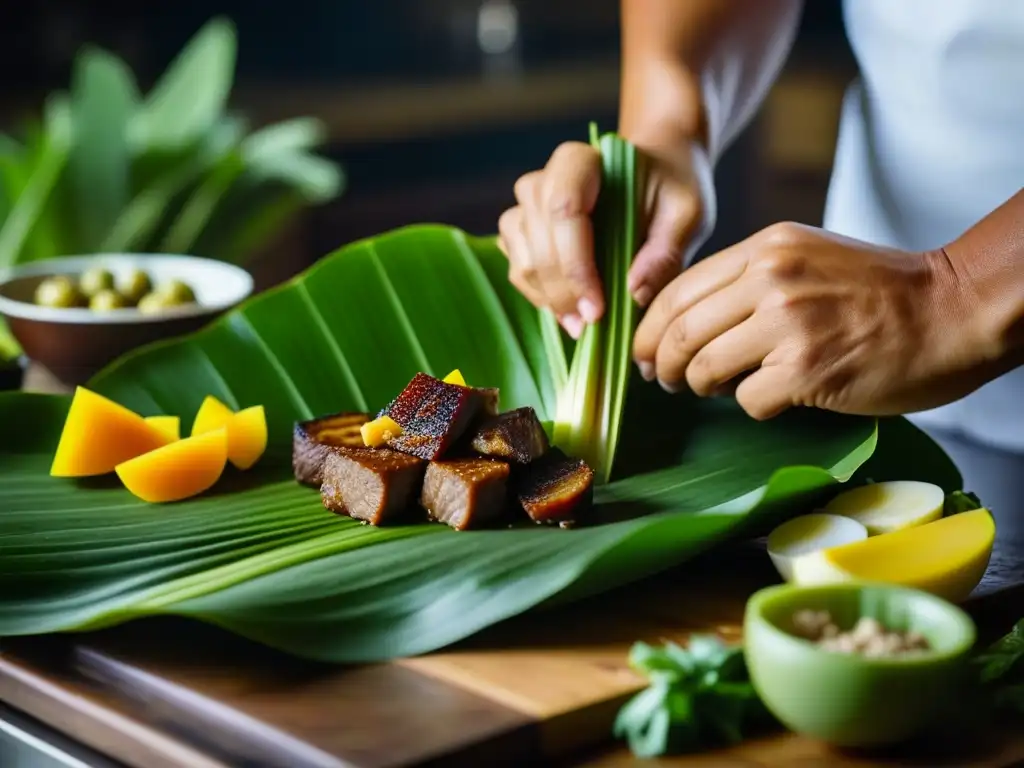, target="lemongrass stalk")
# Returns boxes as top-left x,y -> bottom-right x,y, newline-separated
553,125 -> 644,484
